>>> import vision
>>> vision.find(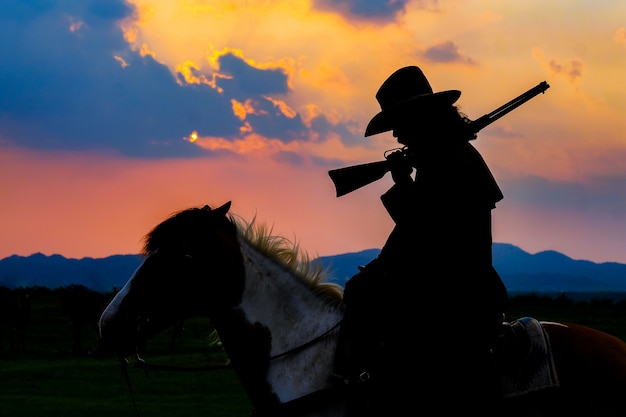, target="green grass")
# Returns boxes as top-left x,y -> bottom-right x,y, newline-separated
0,354 -> 251,417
